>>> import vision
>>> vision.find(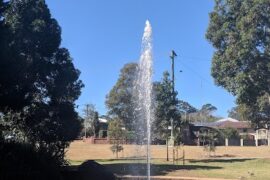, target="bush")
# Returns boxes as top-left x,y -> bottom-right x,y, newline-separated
0,141 -> 63,180
78,160 -> 115,180
222,127 -> 240,139
110,144 -> 123,158
199,127 -> 224,146
203,144 -> 216,157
